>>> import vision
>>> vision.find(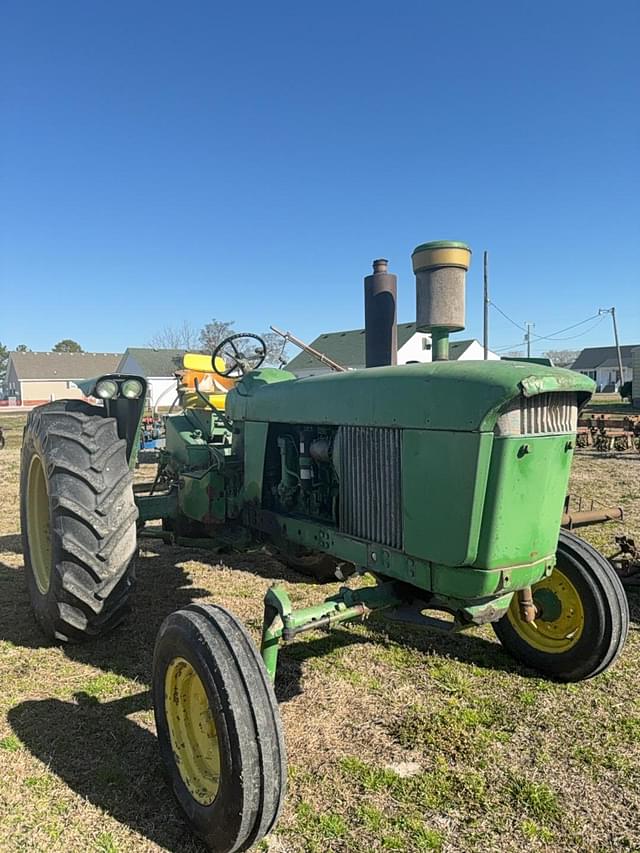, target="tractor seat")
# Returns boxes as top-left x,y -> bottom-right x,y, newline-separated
179,352 -> 236,410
